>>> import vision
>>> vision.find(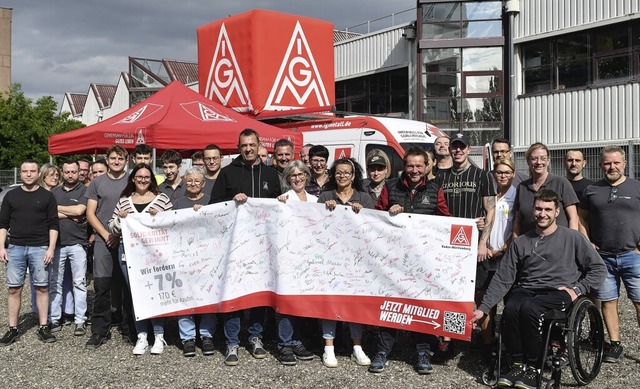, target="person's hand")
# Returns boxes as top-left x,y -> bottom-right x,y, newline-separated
118,210 -> 129,218
43,248 -> 54,265
193,204 -> 203,211
477,241 -> 489,262
148,208 -> 158,216
351,202 -> 363,214
389,204 -> 403,216
0,248 -> 7,263
558,286 -> 578,301
470,310 -> 485,329
106,233 -> 120,249
475,216 -> 486,231
277,194 -> 289,203
233,193 -> 248,204
325,200 -> 337,211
